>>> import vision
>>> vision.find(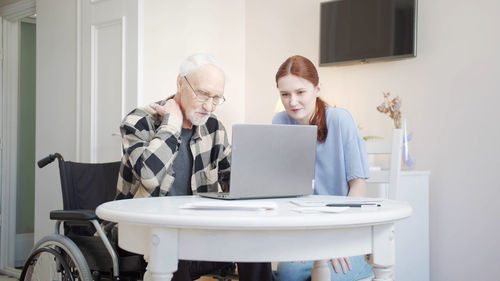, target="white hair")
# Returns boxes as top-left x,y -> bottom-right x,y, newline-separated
179,53 -> 226,78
